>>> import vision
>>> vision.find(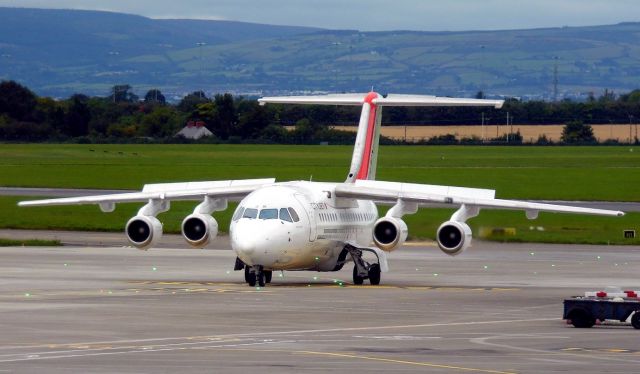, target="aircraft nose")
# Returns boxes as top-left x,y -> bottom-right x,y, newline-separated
233,233 -> 256,255
232,222 -> 258,255
232,219 -> 291,267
